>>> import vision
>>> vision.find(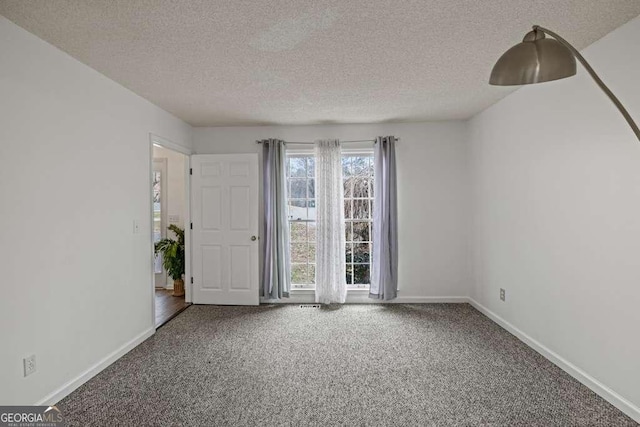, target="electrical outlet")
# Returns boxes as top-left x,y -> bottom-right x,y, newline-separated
500,288 -> 506,302
23,354 -> 36,377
